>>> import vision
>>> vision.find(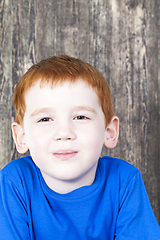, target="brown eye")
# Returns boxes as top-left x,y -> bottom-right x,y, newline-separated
38,118 -> 52,122
74,116 -> 89,120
